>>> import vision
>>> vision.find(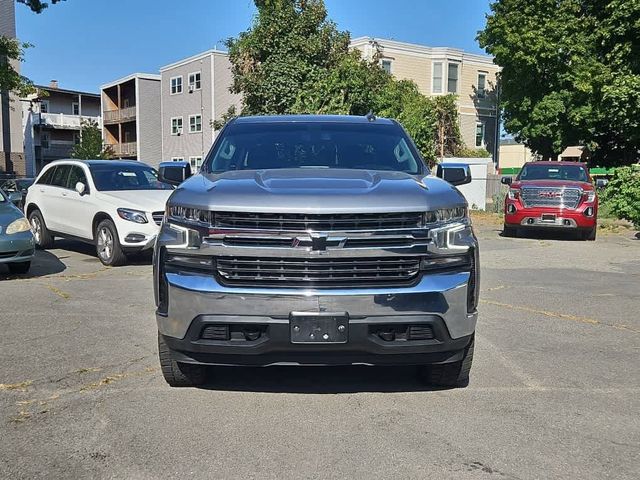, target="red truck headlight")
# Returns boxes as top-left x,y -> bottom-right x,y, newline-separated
582,190 -> 596,203
507,188 -> 520,200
